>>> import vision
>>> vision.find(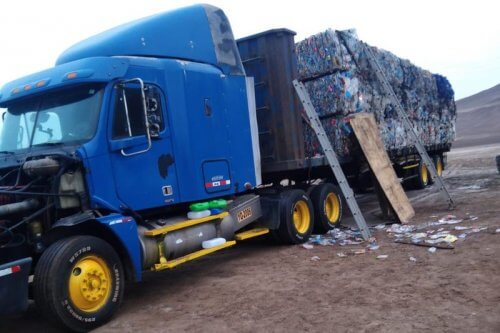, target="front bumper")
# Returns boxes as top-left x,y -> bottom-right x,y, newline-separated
0,257 -> 32,315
